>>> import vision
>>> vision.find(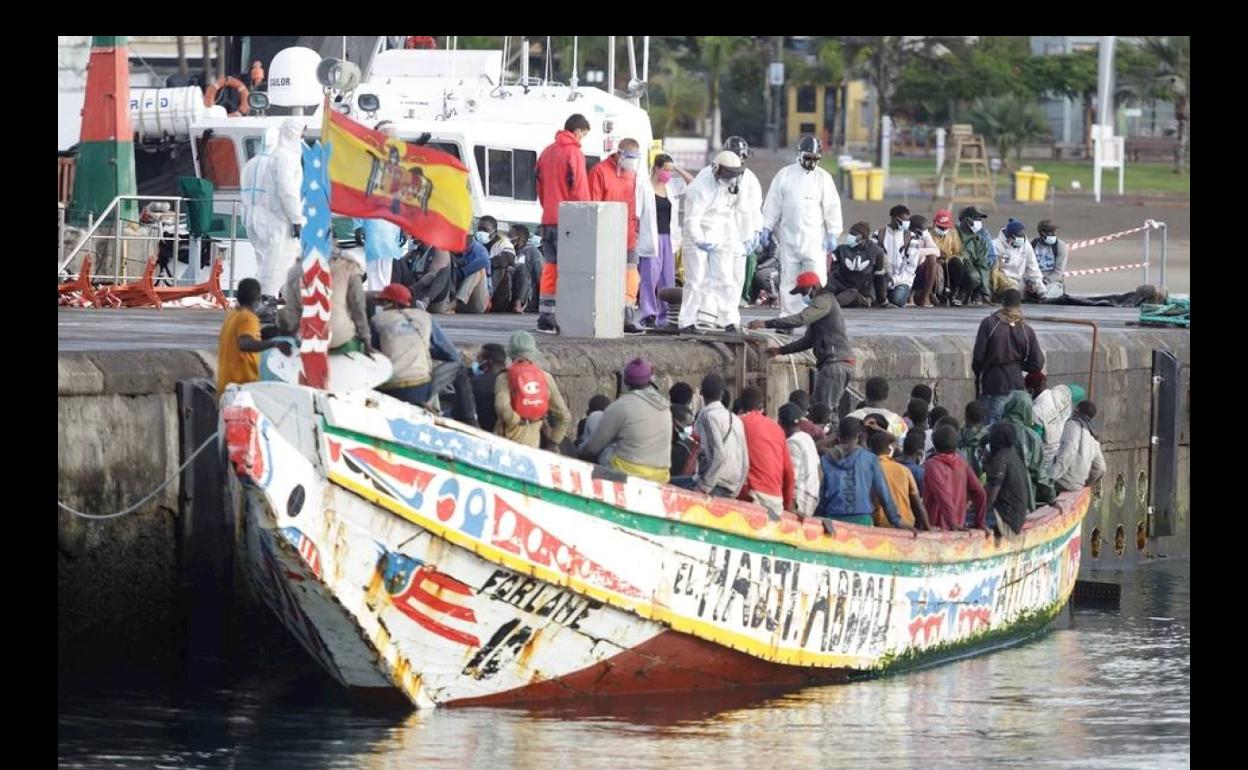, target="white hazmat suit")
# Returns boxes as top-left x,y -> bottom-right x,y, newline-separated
761,162 -> 843,317
680,169 -> 747,329
245,118 -> 307,296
